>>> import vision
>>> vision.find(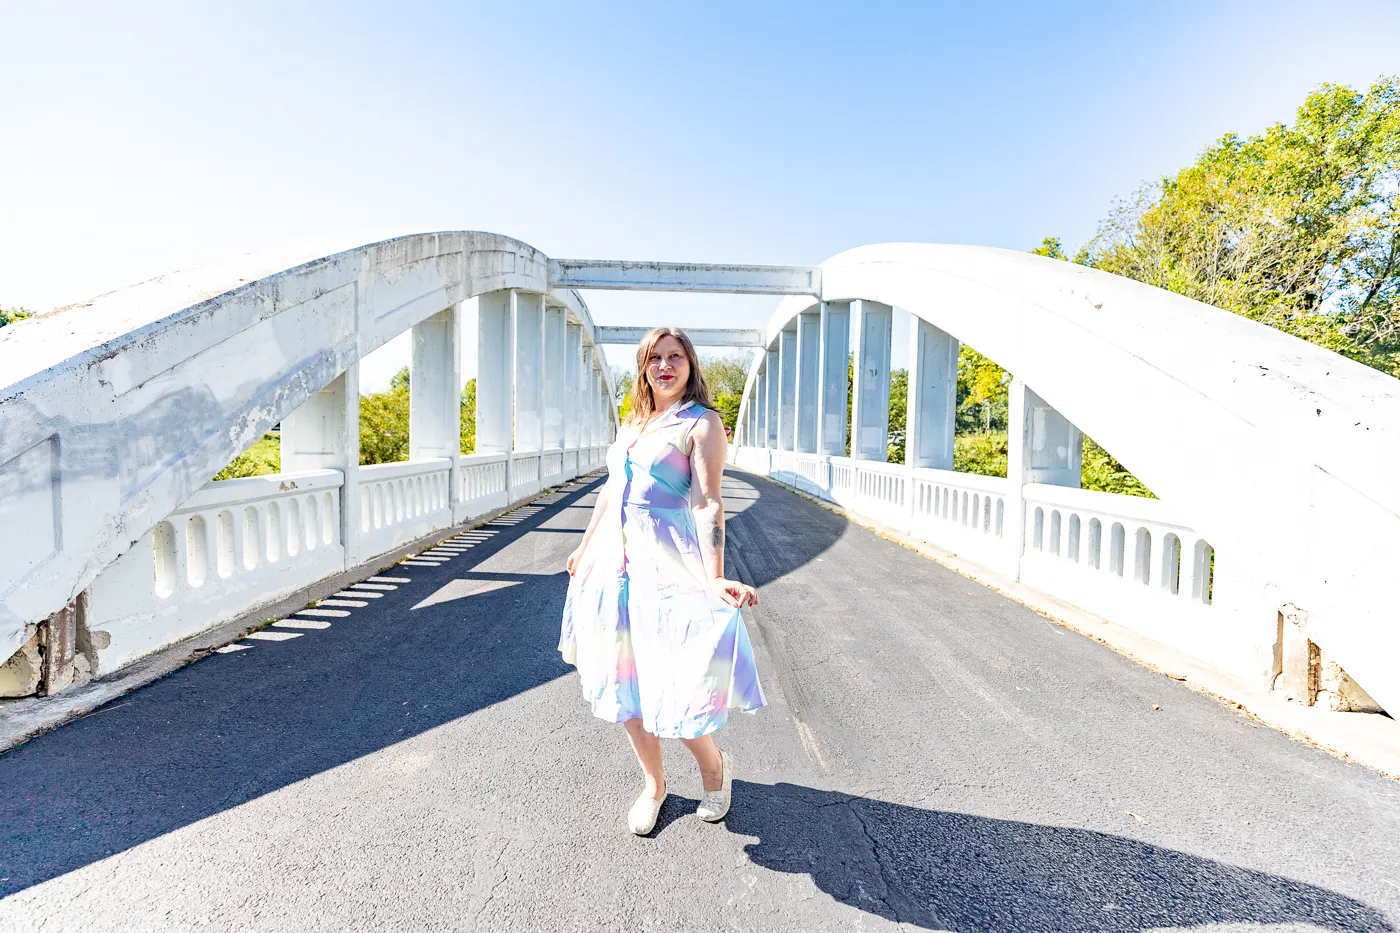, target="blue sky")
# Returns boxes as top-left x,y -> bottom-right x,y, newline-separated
4,1 -> 1398,388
